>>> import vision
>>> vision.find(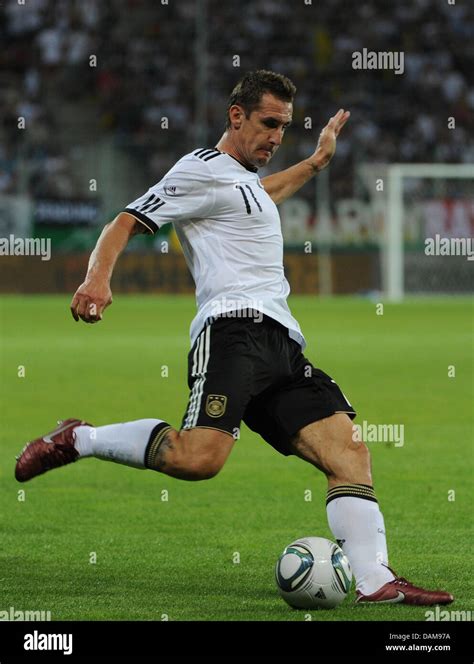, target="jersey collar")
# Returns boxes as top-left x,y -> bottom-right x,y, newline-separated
217,150 -> 258,173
